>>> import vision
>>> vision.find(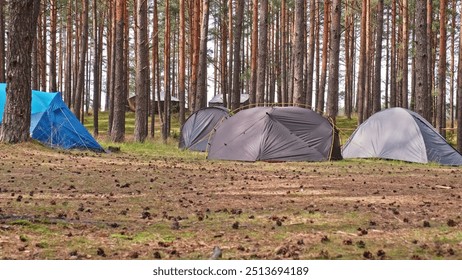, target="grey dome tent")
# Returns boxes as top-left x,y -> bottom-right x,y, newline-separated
342,107 -> 462,165
207,106 -> 342,162
179,106 -> 230,151
208,93 -> 250,108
